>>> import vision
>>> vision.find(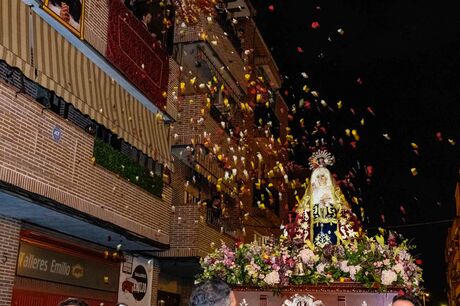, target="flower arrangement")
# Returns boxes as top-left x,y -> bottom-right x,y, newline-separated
197,232 -> 423,294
